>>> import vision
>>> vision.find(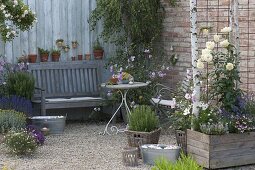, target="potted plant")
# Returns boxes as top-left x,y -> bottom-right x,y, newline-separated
85,53 -> 91,60
125,105 -> 161,150
51,49 -> 61,62
72,41 -> 79,48
186,26 -> 255,169
28,54 -> 37,63
38,48 -> 49,62
93,39 -> 104,60
78,54 -> 83,60
56,39 -> 64,47
63,45 -> 70,52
